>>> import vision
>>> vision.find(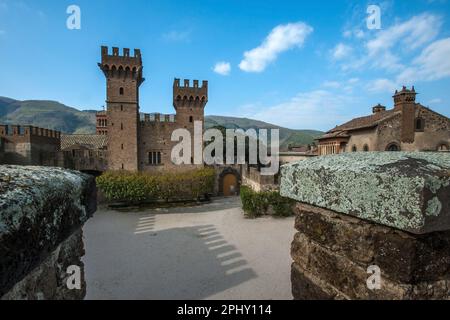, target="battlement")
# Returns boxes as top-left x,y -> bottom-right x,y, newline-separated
99,46 -> 144,84
173,78 -> 208,109
394,86 -> 417,106
0,125 -> 61,139
101,46 -> 142,64
140,113 -> 176,123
